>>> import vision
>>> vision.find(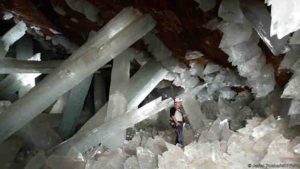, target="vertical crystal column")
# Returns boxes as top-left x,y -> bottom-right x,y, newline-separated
182,95 -> 208,131
105,49 -> 131,121
103,49 -> 131,148
78,58 -> 168,134
0,8 -> 156,143
58,76 -> 93,139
